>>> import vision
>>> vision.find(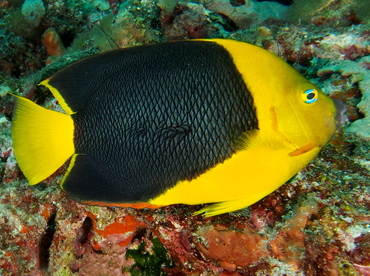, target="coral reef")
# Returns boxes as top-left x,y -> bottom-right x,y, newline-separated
318,58 -> 370,138
0,0 -> 369,275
